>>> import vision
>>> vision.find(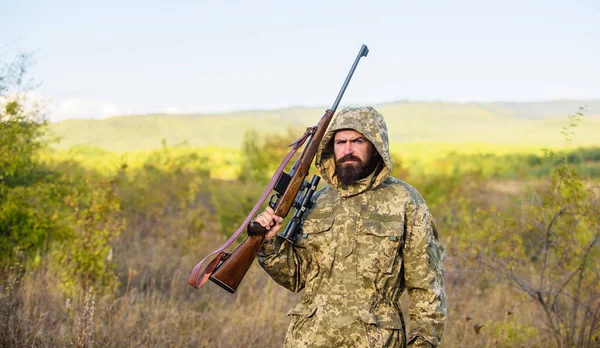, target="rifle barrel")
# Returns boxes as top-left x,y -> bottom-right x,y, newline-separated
331,44 -> 369,114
